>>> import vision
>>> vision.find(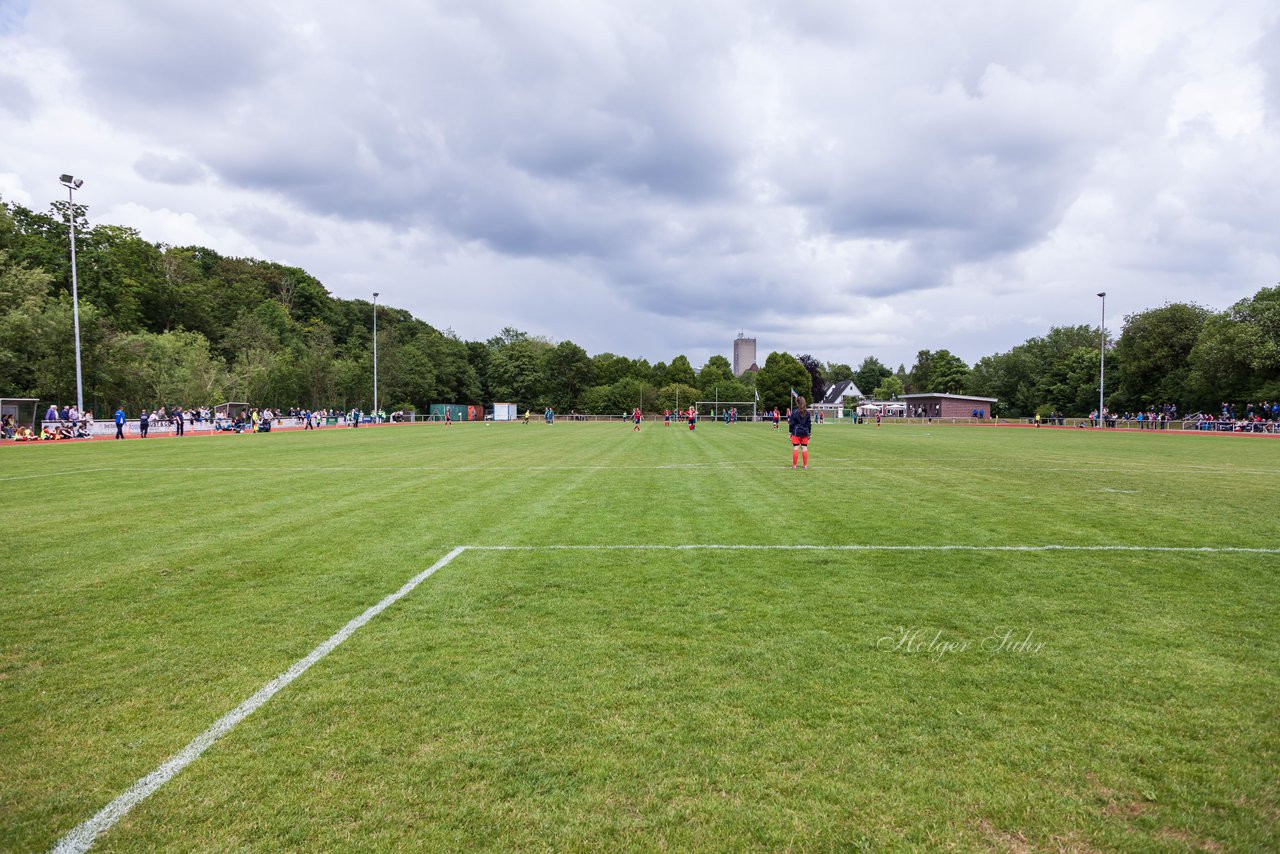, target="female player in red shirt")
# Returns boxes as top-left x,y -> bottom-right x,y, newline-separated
632,407 -> 642,431
687,406 -> 697,431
